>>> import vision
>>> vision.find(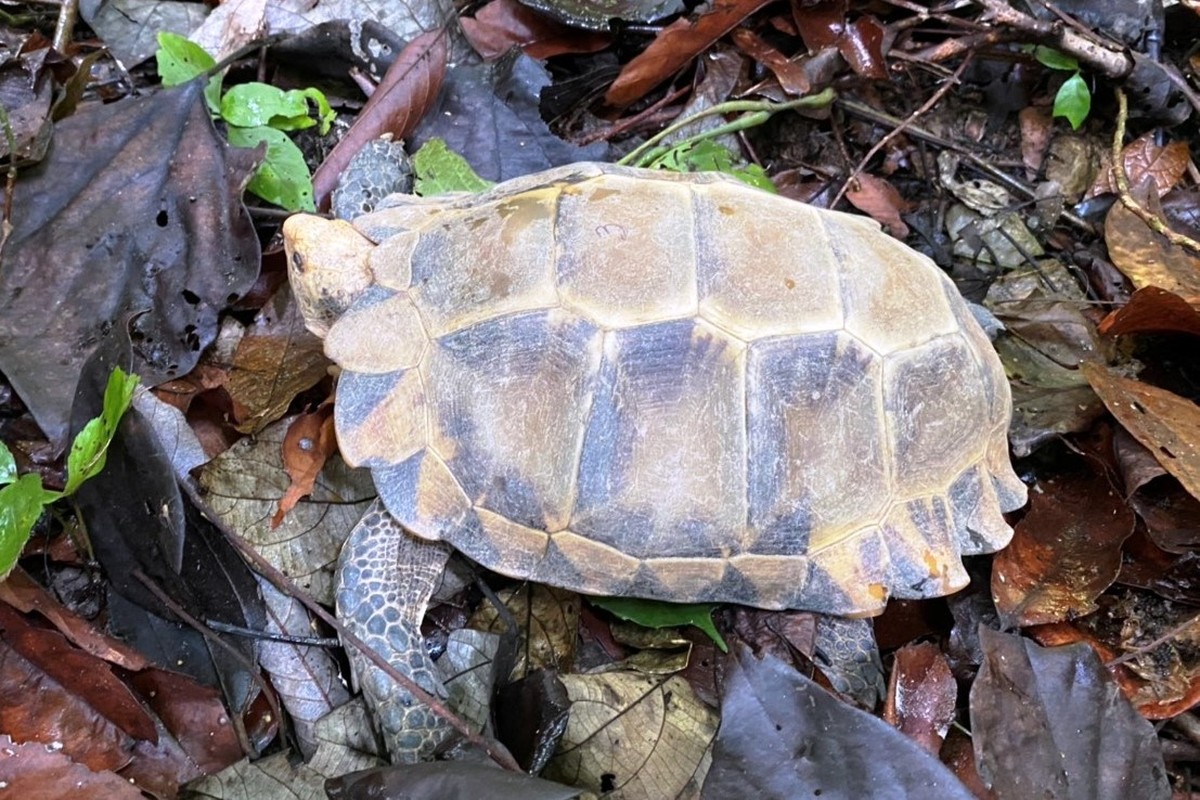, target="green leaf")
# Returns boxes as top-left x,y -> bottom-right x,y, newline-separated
591,597 -> 728,653
648,139 -> 776,193
0,443 -> 15,486
154,32 -> 222,113
298,88 -> 336,136
220,84 -> 334,133
1054,72 -> 1091,130
227,126 -> 316,212
63,368 -> 138,496
1033,46 -> 1080,72
412,139 -> 493,196
0,474 -> 58,581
